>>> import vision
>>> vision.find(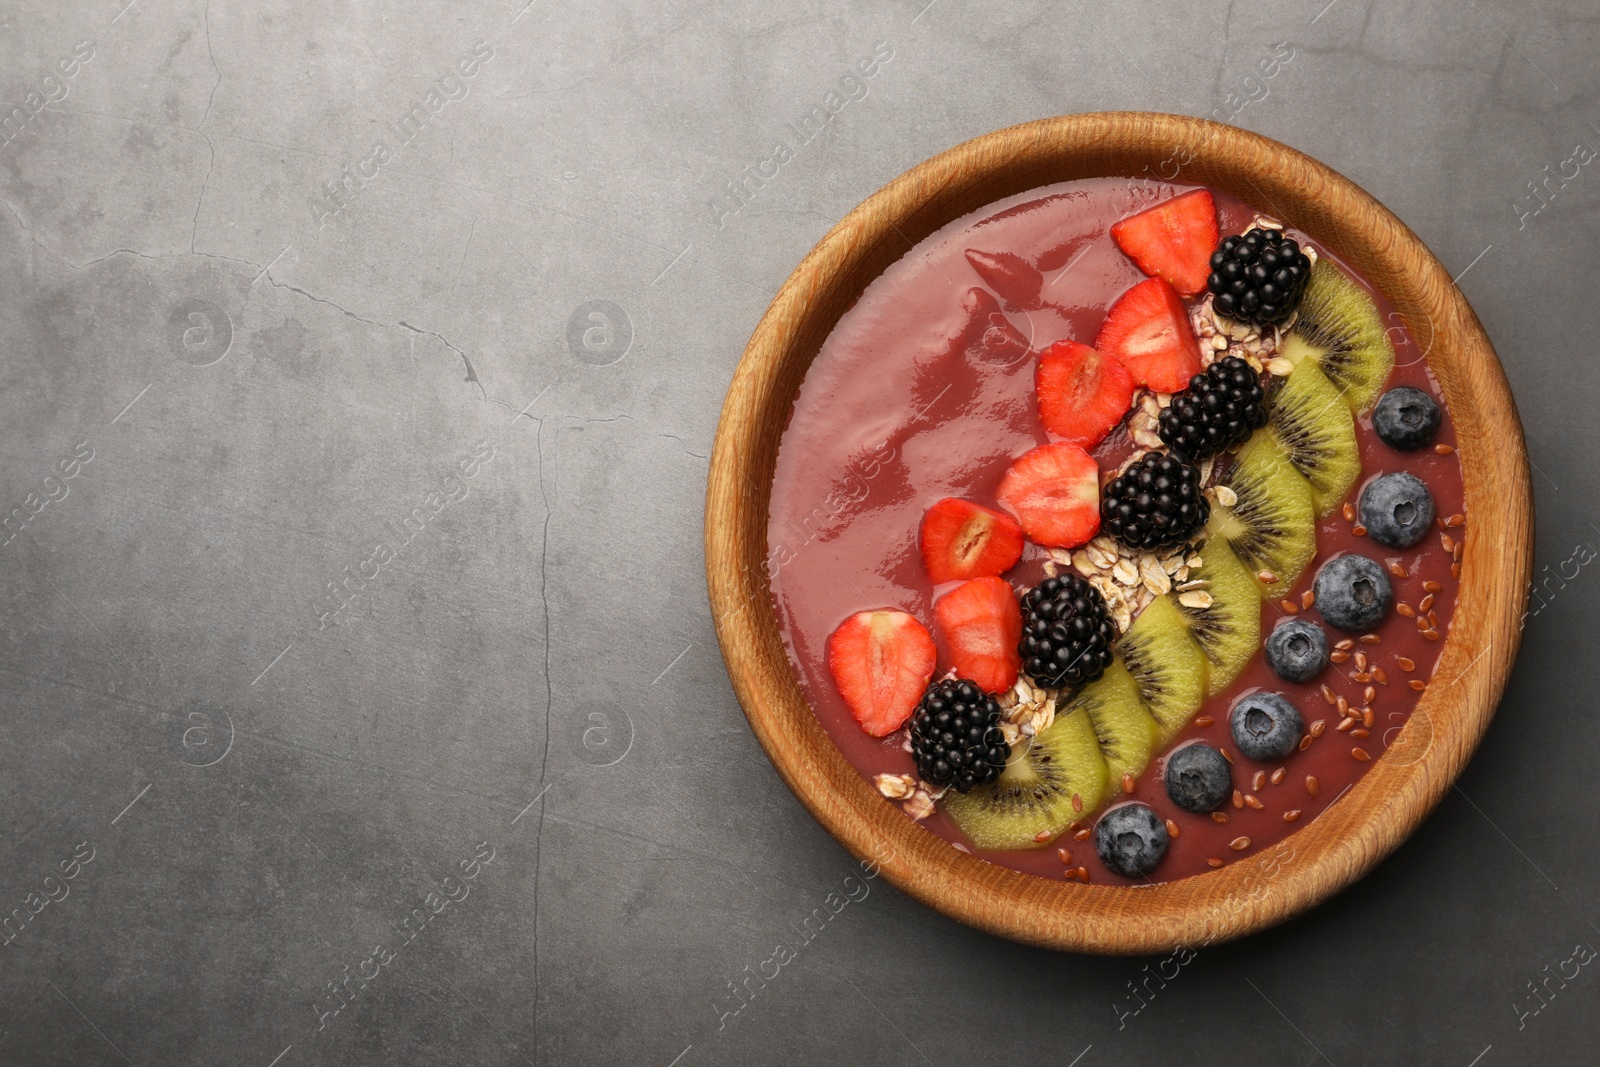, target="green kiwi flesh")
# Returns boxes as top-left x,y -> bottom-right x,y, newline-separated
1279,257 -> 1395,414
941,703 -> 1109,850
